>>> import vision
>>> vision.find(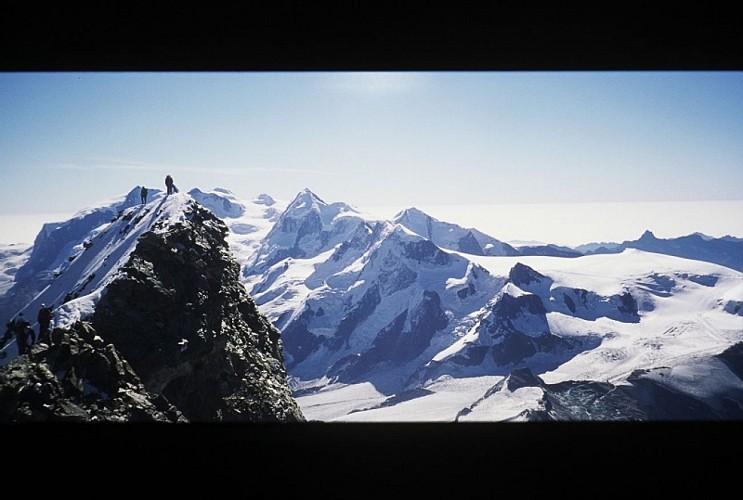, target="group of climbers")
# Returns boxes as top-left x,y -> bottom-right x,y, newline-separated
2,175 -> 180,359
0,303 -> 53,358
140,174 -> 178,205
